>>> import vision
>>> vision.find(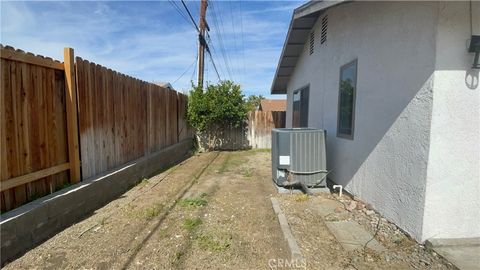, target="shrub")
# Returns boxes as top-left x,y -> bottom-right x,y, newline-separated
187,81 -> 248,132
